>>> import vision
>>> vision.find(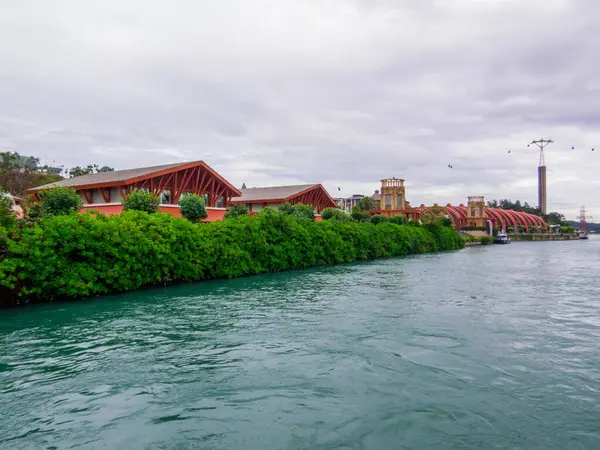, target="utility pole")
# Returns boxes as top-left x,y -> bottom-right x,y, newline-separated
529,139 -> 553,215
